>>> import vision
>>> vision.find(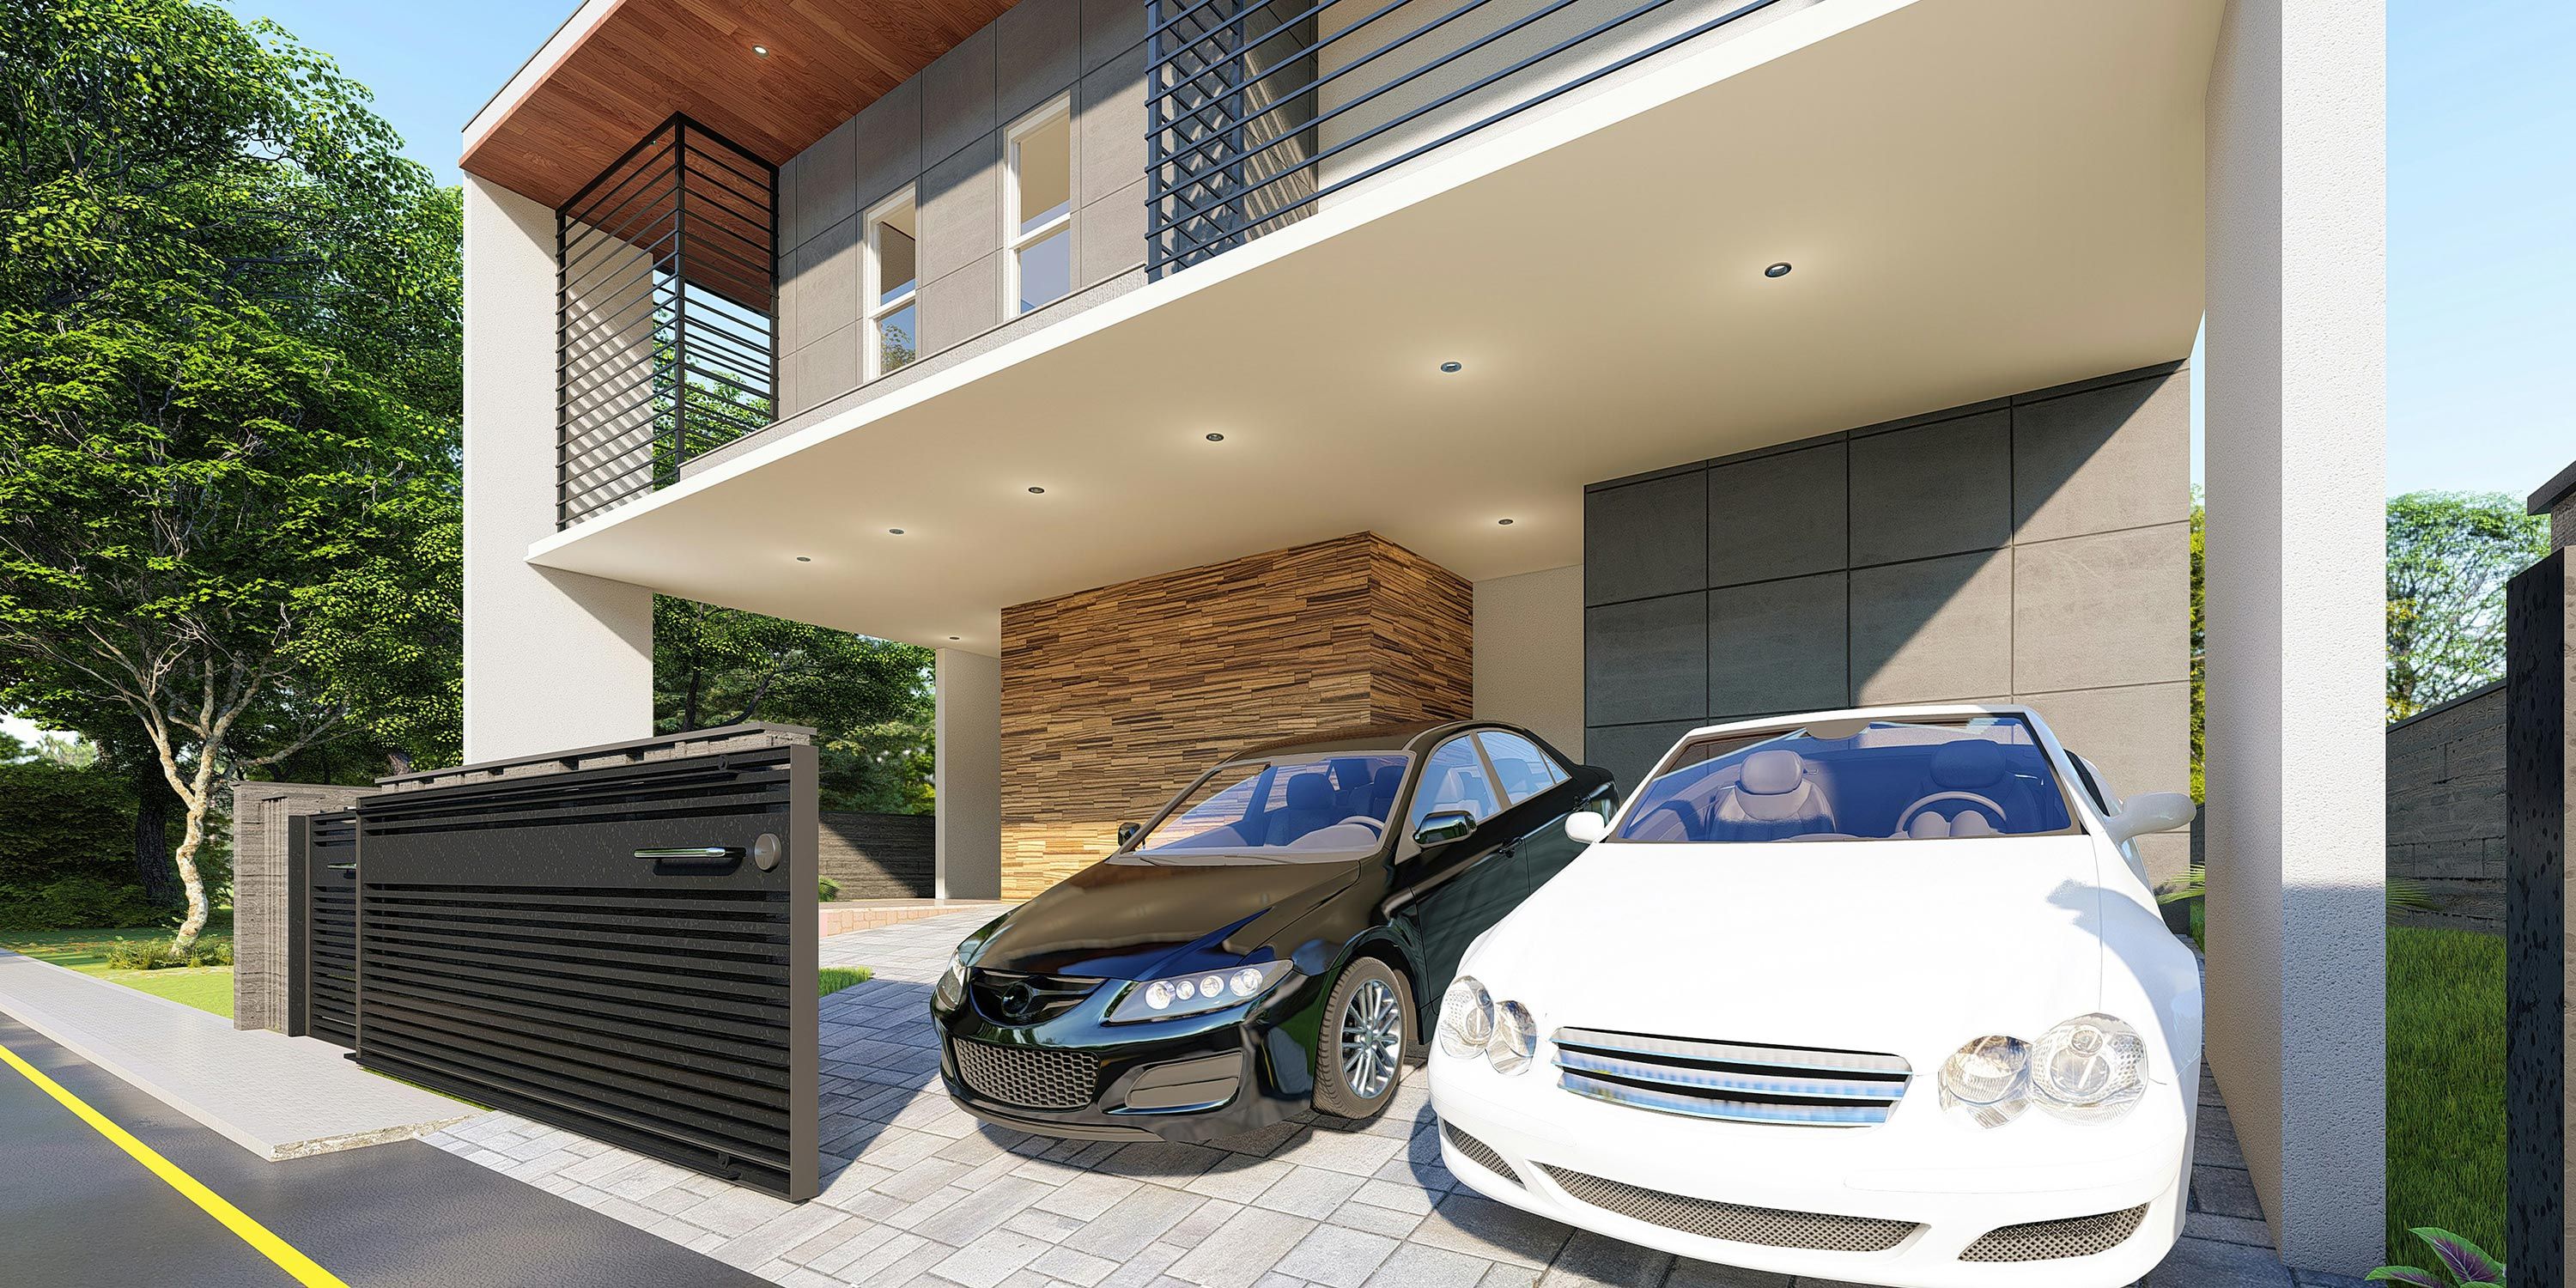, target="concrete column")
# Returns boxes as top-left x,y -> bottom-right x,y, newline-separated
228,781 -> 369,1032
462,174 -> 654,763
2200,0 -> 2385,1273
935,648 -> 1002,900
